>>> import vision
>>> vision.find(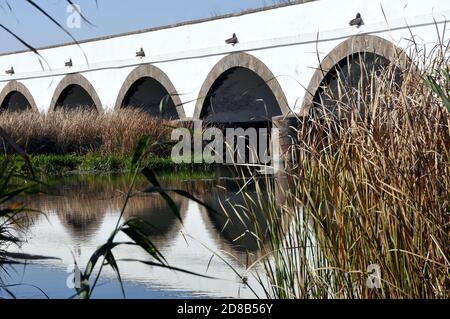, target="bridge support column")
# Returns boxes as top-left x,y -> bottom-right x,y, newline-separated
272,114 -> 300,168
